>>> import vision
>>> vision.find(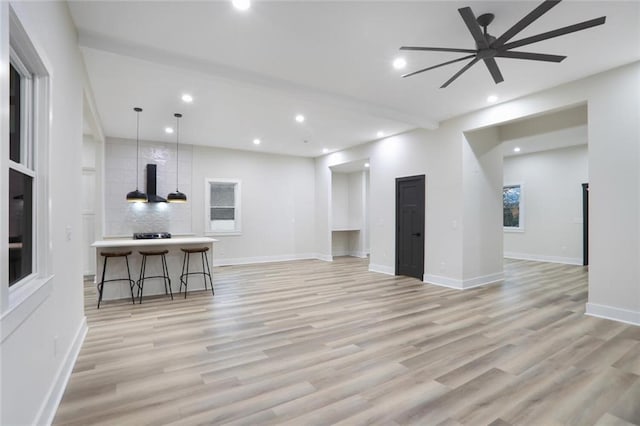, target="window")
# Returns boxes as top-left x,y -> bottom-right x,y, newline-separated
205,179 -> 241,234
8,59 -> 35,286
3,6 -> 51,305
503,184 -> 524,231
